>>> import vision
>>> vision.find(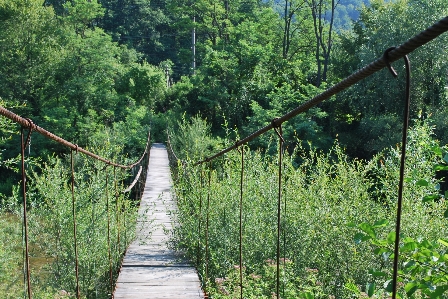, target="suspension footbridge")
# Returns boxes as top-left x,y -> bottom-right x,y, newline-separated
0,16 -> 448,299
114,144 -> 204,298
